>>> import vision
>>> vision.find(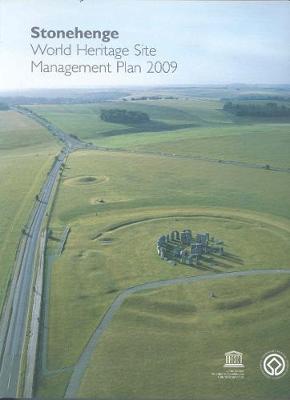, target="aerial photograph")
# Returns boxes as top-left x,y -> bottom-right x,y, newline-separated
0,1 -> 290,399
